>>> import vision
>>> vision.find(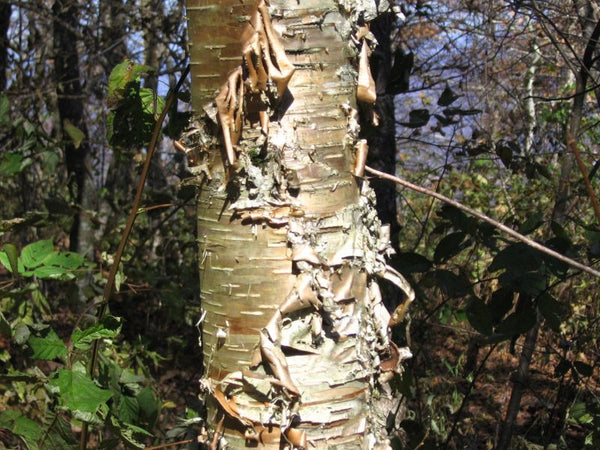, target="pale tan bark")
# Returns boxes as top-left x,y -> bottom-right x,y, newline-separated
184,1 -> 410,447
